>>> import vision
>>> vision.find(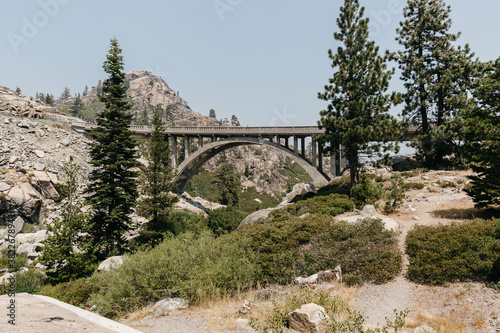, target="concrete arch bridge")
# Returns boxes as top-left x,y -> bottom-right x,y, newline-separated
72,122 -> 345,193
